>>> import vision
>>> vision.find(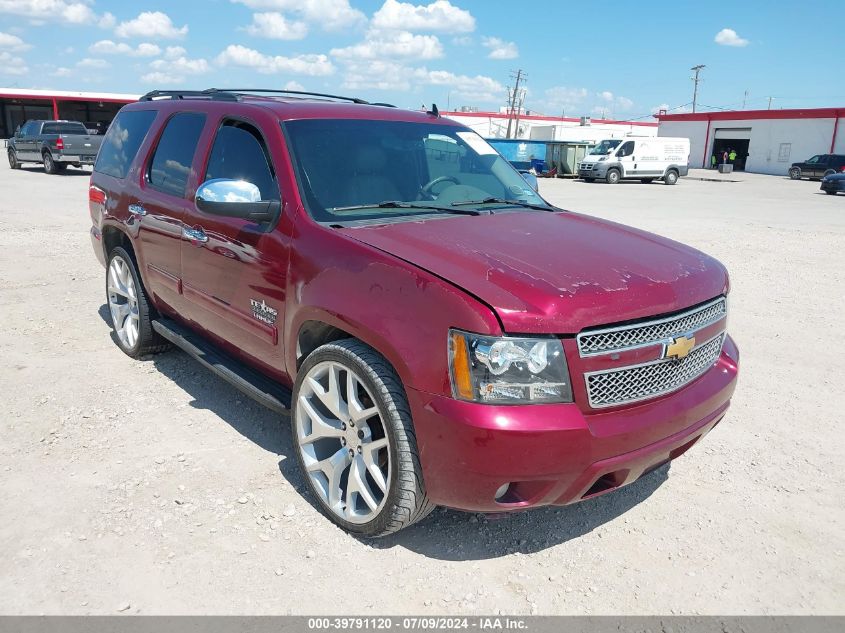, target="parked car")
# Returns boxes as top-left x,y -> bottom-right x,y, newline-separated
89,89 -> 739,537
578,137 -> 690,184
820,172 -> 845,195
7,119 -> 103,174
788,154 -> 845,180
